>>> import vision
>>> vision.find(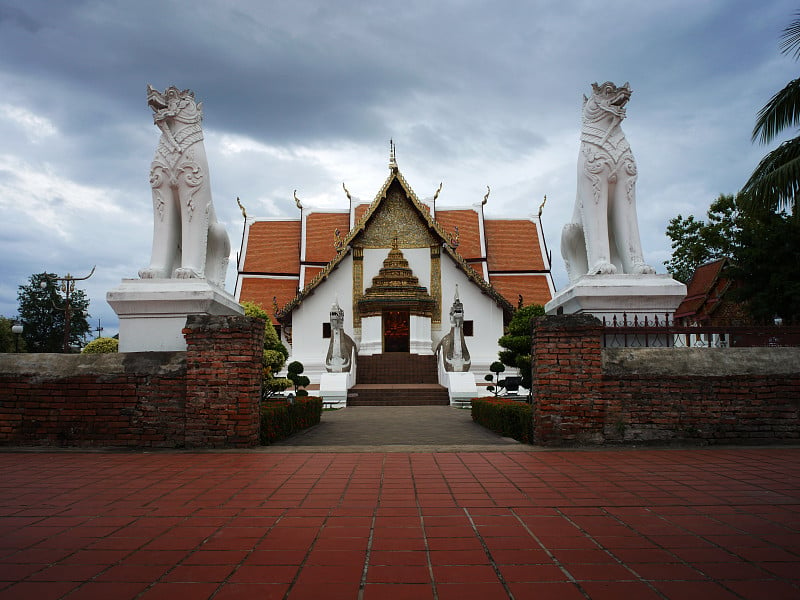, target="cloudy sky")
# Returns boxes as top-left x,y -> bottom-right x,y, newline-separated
1,0 -> 797,338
